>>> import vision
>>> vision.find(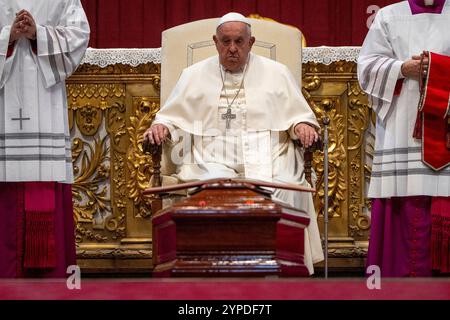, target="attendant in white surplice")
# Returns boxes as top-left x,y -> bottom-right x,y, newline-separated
144,12 -> 324,275
357,0 -> 450,277
0,0 -> 89,277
